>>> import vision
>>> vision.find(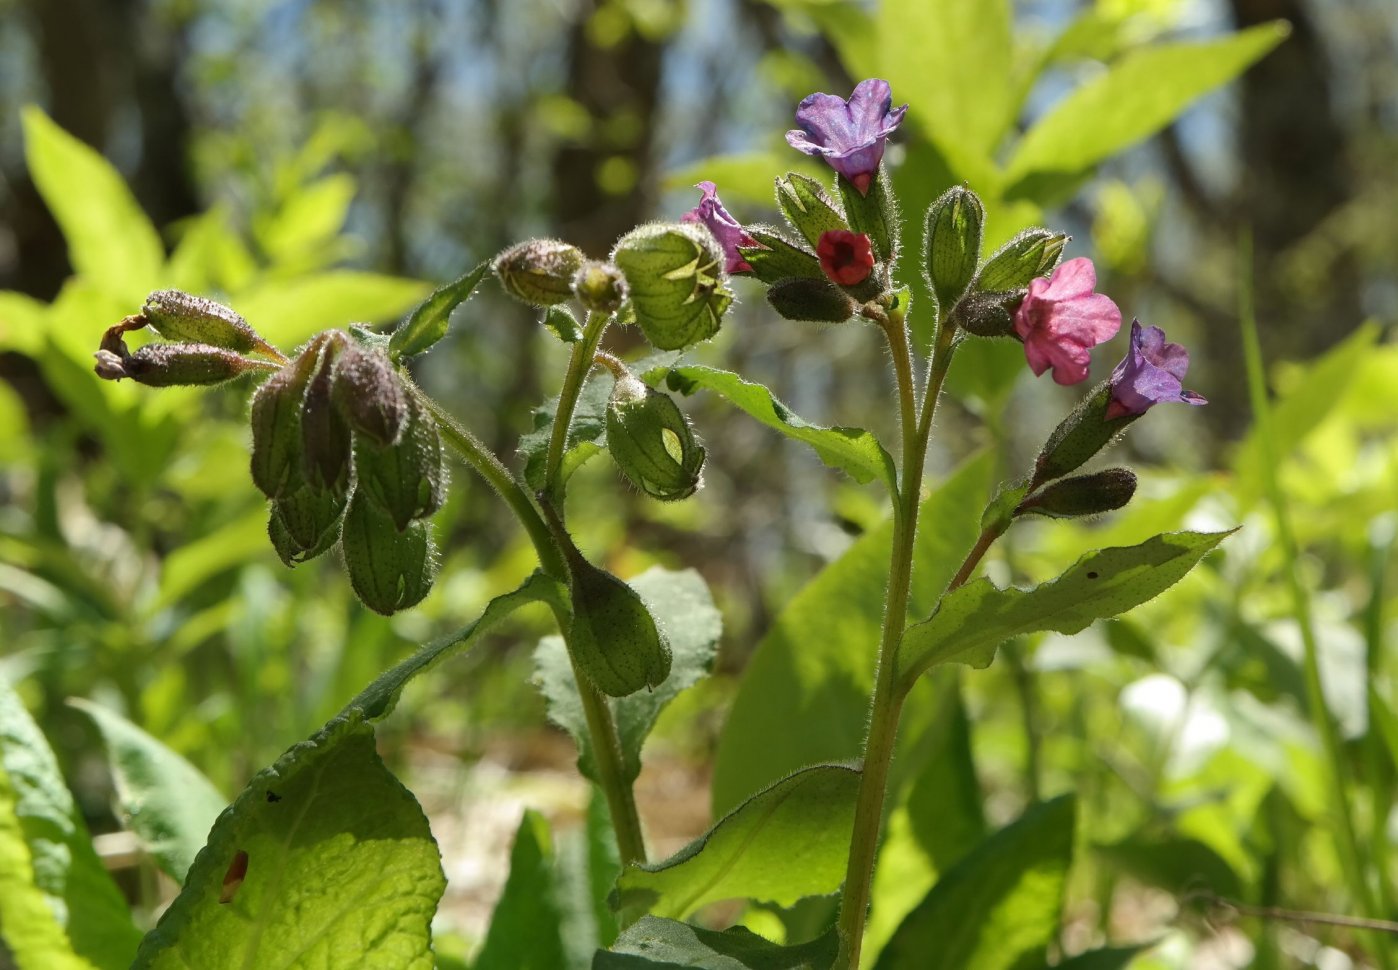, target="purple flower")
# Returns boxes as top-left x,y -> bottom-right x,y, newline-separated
785,79 -> 908,195
1013,257 -> 1121,386
681,181 -> 757,274
1107,320 -> 1208,419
